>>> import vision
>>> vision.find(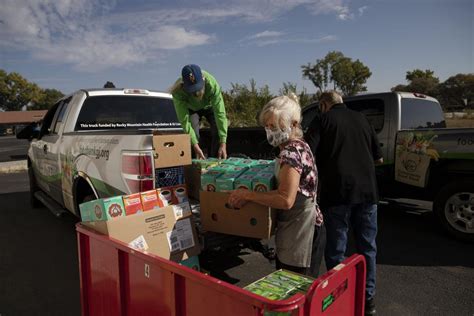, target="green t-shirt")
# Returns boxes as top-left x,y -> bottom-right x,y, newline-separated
172,71 -> 228,145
